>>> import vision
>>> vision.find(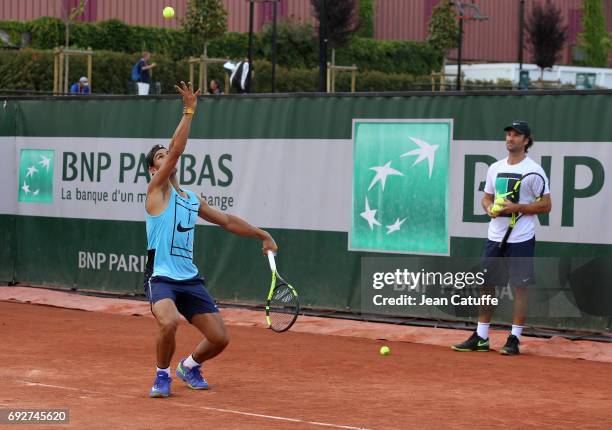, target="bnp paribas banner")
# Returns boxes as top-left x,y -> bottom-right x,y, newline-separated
350,120 -> 452,255
9,137 -> 351,233
5,134 -> 612,248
